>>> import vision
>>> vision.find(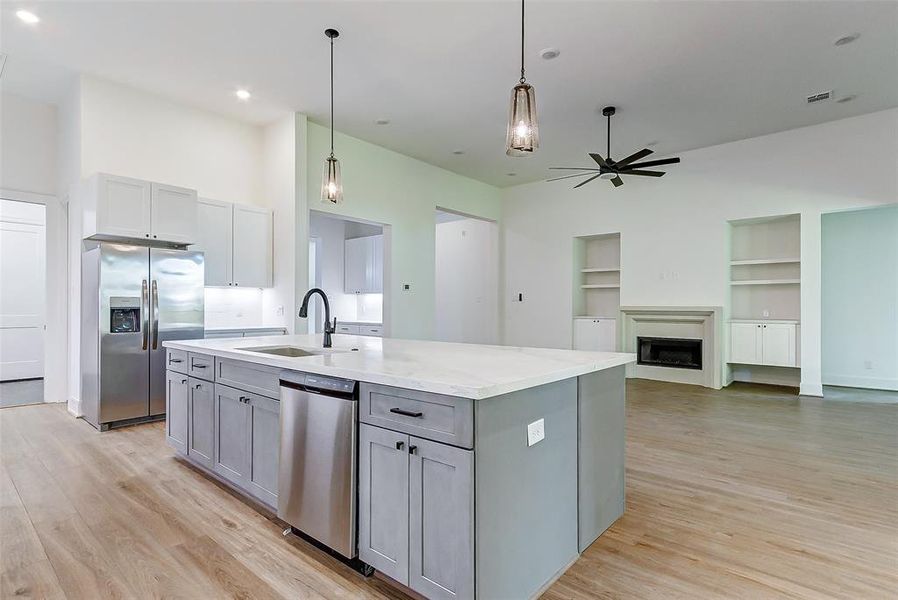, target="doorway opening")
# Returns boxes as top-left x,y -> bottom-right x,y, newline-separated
308,211 -> 387,339
434,208 -> 499,344
0,199 -> 46,408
